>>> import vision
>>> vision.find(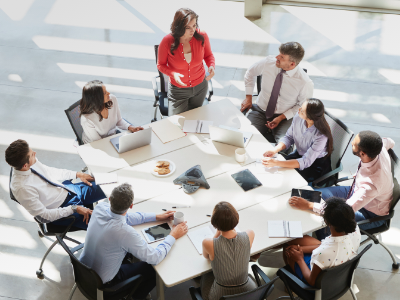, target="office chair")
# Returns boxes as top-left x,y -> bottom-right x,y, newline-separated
56,235 -> 142,300
311,111 -> 354,188
151,44 -> 214,122
189,265 -> 278,300
9,168 -> 85,279
276,244 -> 372,300
356,148 -> 400,269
